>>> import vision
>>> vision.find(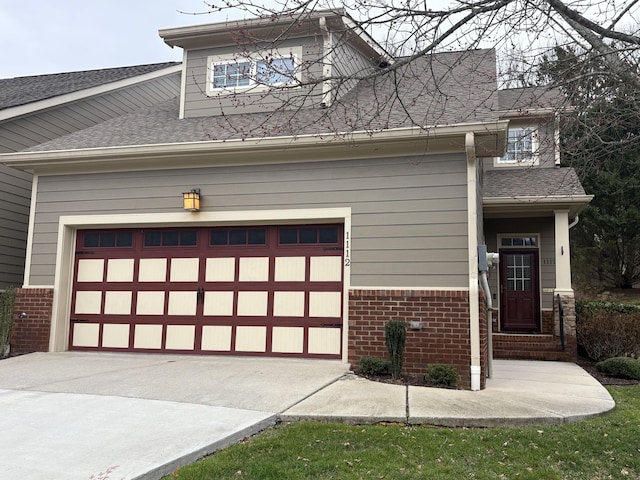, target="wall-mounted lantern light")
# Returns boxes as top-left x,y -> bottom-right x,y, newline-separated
182,188 -> 201,212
